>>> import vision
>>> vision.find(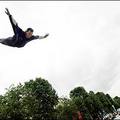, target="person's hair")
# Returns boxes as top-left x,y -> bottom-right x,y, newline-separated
26,28 -> 34,32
